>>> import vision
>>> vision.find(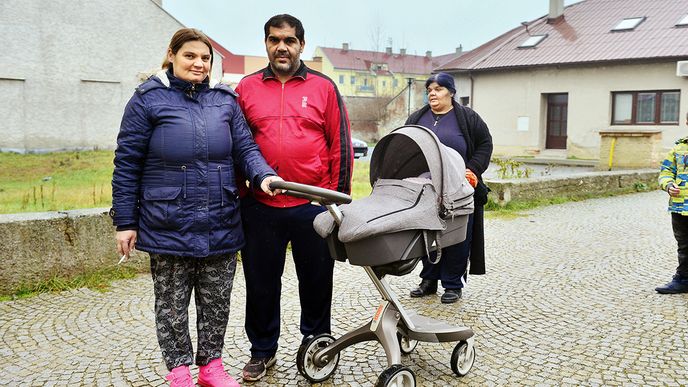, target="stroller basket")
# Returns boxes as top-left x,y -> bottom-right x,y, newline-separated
326,213 -> 469,271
